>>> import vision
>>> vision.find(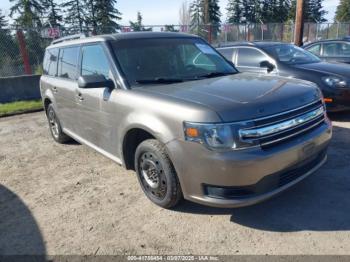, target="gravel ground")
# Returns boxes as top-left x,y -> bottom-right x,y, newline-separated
0,111 -> 350,255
